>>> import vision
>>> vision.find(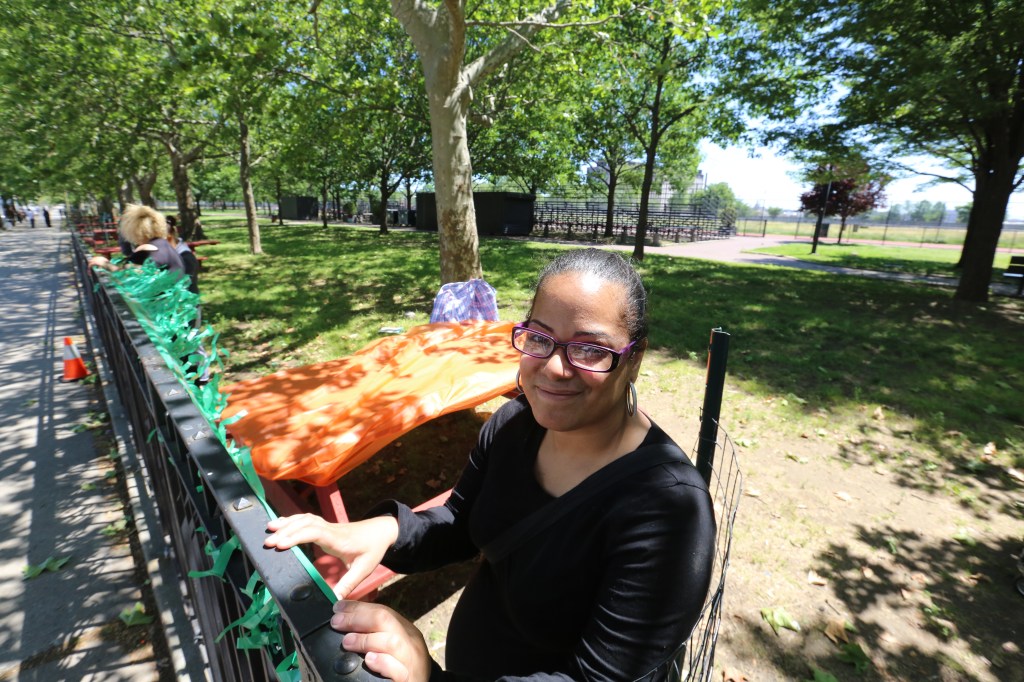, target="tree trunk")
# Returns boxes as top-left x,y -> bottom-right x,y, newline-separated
405,177 -> 413,223
604,172 -> 618,238
99,196 -> 115,224
321,179 -> 329,229
837,216 -> 848,245
168,151 -> 203,241
377,170 -> 390,235
133,170 -> 158,208
633,140 -> 658,261
424,74 -> 480,282
955,167 -> 1015,302
117,182 -> 131,213
238,115 -> 262,255
275,176 -> 284,225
